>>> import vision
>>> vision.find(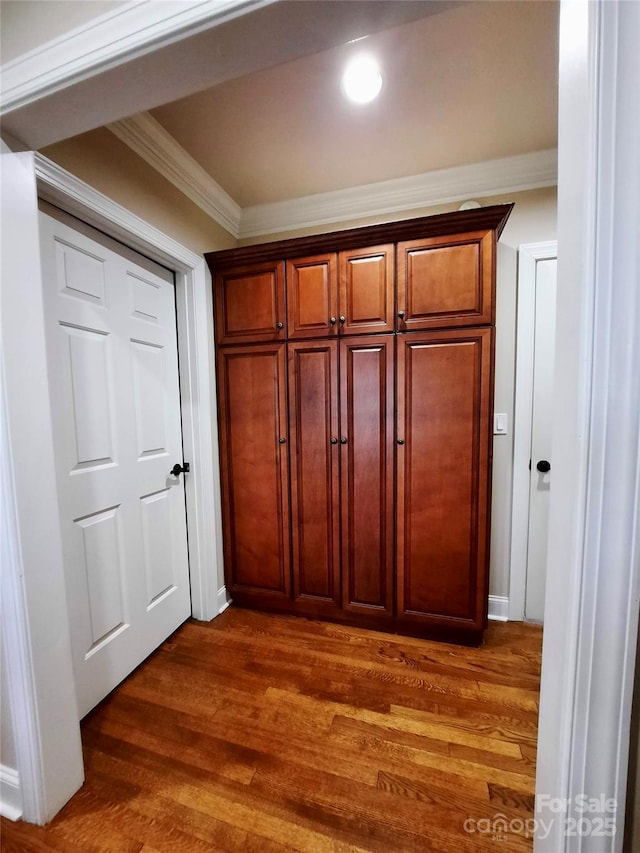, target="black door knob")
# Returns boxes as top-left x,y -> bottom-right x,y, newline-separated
330,316 -> 337,325
276,322 -> 284,330
536,459 -> 551,473
340,437 -> 347,444
279,437 -> 286,444
397,439 -> 405,445
339,316 -> 346,324
397,311 -> 405,320
170,462 -> 190,476
330,438 -> 338,444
